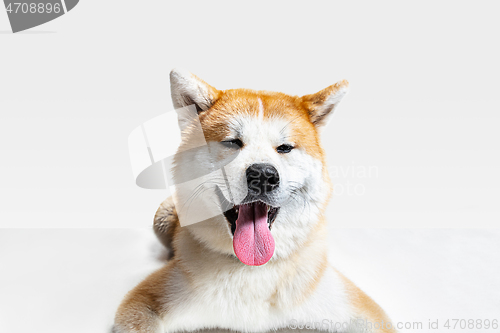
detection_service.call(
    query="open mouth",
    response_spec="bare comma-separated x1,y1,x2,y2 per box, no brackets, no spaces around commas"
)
223,201,280,266
223,202,280,235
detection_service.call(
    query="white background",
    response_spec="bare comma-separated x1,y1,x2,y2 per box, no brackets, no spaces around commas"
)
1,1,499,332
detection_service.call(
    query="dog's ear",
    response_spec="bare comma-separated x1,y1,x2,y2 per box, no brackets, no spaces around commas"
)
170,68,221,113
301,80,349,129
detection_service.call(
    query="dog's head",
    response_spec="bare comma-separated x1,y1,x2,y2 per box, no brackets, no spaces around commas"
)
170,69,348,266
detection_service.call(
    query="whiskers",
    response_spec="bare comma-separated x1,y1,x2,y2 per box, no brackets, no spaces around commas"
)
282,180,321,217
176,175,229,219
176,176,322,226
279,114,303,138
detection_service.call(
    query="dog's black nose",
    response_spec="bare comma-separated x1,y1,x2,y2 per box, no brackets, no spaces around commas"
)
246,163,280,195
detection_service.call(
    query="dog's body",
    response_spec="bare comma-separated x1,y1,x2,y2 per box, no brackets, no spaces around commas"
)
114,70,394,333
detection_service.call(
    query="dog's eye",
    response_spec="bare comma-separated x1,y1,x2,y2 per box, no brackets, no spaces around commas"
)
221,139,243,149
276,144,294,154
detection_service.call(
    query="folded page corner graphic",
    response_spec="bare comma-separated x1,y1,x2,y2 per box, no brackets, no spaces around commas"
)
3,0,80,33
128,105,242,227
64,0,78,12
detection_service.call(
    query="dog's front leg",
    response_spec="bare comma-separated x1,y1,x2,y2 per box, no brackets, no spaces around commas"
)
113,265,170,333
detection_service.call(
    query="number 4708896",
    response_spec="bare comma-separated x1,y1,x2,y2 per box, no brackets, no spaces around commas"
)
5,3,61,14
444,319,498,330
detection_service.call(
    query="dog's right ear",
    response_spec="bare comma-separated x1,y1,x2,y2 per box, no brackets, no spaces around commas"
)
170,69,221,113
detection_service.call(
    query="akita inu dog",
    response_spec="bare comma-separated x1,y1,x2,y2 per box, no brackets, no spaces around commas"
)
114,69,395,333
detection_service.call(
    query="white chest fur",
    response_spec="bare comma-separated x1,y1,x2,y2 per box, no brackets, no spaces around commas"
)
161,239,353,333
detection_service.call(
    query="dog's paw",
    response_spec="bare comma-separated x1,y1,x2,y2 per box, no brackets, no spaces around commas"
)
153,196,179,259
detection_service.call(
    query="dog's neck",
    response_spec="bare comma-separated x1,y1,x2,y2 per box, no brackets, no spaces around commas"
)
171,217,329,307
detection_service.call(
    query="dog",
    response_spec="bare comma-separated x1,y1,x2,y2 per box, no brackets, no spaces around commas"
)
113,69,395,333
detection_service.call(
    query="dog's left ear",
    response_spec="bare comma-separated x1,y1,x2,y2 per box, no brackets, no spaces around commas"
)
170,68,221,113
301,80,349,129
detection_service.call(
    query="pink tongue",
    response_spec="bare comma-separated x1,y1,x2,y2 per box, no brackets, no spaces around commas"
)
233,202,275,266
